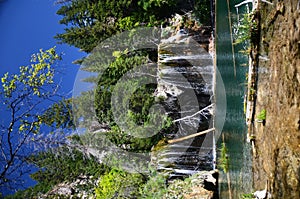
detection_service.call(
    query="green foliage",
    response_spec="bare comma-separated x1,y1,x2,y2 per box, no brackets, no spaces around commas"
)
162,172,207,198
95,168,144,199
55,0,181,52
11,148,108,198
0,47,64,190
138,0,174,11
41,98,75,129
117,16,139,30
94,169,215,199
94,49,174,152
163,179,191,198
72,90,97,128
219,142,229,173
113,81,159,133
233,13,257,49
256,109,266,121
139,170,168,198
240,193,254,198
1,47,60,98
193,0,212,26
105,125,163,152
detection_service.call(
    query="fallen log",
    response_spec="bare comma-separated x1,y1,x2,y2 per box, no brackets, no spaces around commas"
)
167,128,215,144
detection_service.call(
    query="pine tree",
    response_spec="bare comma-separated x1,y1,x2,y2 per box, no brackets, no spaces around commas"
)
55,0,179,52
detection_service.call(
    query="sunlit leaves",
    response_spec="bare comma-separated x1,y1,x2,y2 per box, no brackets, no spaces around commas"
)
0,47,64,190
95,168,144,199
1,47,61,98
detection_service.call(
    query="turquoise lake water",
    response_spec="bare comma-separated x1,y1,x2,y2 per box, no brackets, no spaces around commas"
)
216,0,253,198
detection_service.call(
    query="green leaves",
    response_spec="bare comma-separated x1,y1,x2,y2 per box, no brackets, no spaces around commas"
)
0,47,67,190
16,149,108,198
138,0,173,11
233,13,256,49
1,47,60,98
1,72,7,83
41,98,75,129
256,109,266,122
1,72,15,98
219,142,229,173
95,168,144,199
139,170,168,198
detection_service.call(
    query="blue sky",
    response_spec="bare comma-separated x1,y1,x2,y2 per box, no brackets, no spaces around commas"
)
0,0,85,195
0,0,84,93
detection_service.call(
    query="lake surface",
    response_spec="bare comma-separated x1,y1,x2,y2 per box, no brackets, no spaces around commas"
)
216,0,253,198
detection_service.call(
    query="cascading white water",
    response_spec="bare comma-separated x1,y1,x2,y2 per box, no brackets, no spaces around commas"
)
152,34,216,180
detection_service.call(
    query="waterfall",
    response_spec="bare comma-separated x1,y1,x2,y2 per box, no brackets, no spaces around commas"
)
152,31,216,180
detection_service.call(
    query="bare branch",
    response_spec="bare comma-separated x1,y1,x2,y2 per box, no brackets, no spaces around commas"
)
0,47,66,191
173,104,214,123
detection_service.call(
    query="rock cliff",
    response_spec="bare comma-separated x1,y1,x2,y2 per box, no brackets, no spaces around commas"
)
251,1,300,198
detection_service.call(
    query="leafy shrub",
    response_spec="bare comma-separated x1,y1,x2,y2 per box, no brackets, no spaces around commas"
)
139,170,168,198
233,13,257,50
95,168,144,199
256,109,266,121
219,142,229,173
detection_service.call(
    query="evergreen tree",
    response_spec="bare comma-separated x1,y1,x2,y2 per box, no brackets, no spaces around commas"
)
6,148,108,198
55,0,180,52
41,98,75,130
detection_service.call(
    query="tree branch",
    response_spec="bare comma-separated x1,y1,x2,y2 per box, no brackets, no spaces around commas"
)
173,104,214,123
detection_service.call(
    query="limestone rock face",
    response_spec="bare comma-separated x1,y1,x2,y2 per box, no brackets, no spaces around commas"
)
252,1,300,198
163,170,218,199
41,175,99,199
